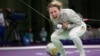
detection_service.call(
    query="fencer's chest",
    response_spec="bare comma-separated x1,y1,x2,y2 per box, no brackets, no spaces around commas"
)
58,15,69,24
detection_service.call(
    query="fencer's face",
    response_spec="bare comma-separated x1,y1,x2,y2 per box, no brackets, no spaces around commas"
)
49,7,60,19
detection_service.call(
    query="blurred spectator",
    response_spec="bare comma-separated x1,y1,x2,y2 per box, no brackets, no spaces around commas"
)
29,28,34,43
5,8,13,27
5,8,13,22
23,33,30,46
0,8,6,46
92,28,100,39
39,27,47,43
99,28,100,39
99,28,100,32
23,28,34,46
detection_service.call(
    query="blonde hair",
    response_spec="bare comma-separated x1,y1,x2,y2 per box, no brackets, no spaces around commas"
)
47,1,62,10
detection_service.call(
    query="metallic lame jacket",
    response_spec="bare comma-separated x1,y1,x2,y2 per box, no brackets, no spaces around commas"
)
50,8,84,30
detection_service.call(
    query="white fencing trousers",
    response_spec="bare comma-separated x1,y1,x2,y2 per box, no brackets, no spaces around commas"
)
51,22,87,40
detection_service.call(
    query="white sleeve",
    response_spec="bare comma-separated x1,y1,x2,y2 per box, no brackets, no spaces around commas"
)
66,9,83,29
0,13,5,26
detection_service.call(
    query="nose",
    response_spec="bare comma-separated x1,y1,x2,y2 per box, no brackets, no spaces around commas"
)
52,12,56,16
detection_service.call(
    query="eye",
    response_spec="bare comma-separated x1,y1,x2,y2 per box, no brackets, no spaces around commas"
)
54,11,57,13
50,11,53,14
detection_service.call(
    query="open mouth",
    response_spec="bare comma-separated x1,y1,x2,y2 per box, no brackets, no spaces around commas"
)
53,16,57,19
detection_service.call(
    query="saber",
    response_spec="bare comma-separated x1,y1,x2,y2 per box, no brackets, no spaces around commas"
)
89,19,100,21
84,18,100,21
